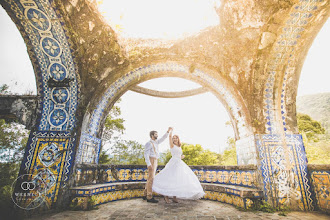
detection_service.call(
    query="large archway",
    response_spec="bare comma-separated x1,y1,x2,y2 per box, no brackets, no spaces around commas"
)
77,62,256,167
0,0,328,215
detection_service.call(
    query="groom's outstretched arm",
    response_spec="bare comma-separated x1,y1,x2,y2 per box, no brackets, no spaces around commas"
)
144,142,152,167
156,127,172,144
156,132,169,145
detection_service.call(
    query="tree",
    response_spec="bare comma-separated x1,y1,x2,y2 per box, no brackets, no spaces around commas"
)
0,119,29,163
98,151,111,164
99,101,125,164
101,100,125,147
297,113,325,141
297,113,330,164
106,140,145,165
0,84,10,95
99,100,148,165
220,137,237,165
0,119,29,218
161,143,222,166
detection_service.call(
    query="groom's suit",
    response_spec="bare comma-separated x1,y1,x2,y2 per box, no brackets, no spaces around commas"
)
144,132,169,200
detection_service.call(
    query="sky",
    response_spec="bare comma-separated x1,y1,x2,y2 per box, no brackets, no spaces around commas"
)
97,0,221,39
0,3,329,153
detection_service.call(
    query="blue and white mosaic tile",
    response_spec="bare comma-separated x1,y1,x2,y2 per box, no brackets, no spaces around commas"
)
264,0,321,134
3,0,79,208
256,134,313,211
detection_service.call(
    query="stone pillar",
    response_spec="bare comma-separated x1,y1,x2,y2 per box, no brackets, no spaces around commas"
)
255,134,314,211
2,0,80,211
236,134,258,165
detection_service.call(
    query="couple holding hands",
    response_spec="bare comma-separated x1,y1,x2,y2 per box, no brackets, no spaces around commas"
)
143,127,205,204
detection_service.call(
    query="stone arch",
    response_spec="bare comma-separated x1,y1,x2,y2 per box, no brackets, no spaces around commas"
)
256,0,329,211
1,0,80,209
77,62,257,166
262,0,329,135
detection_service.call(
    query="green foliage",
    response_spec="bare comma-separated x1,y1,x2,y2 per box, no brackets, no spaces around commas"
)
98,150,111,164
301,132,330,164
0,120,29,218
252,200,290,216
297,93,330,135
297,113,330,164
253,200,276,213
0,119,29,163
0,162,22,218
160,143,222,165
69,198,81,211
0,84,10,95
101,101,125,147
160,137,239,166
220,137,237,165
105,140,145,165
100,100,147,165
297,113,325,141
69,196,98,211
277,204,290,216
87,196,98,210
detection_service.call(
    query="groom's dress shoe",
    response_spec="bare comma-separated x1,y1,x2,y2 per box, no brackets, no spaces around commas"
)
147,198,159,203
142,196,147,200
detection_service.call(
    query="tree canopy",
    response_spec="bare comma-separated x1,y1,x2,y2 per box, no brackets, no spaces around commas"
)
297,113,325,141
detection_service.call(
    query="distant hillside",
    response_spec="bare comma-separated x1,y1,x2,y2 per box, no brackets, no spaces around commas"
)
297,92,330,132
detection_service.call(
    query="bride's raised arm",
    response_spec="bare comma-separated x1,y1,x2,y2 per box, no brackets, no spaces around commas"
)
169,129,174,148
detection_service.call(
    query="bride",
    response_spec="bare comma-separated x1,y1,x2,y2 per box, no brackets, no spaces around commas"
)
152,129,205,203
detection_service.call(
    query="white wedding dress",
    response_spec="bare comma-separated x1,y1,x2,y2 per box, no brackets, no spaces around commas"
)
152,145,205,199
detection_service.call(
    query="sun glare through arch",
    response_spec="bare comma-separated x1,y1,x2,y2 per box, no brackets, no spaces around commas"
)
97,0,221,40
104,77,235,155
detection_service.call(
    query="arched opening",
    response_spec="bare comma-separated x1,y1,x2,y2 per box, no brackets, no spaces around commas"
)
72,63,260,210
296,19,330,164
100,77,237,166
77,62,256,166
0,6,36,95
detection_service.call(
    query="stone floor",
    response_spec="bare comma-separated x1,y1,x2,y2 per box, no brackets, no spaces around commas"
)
27,199,329,220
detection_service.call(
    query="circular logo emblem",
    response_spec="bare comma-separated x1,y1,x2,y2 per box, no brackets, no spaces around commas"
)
11,174,47,210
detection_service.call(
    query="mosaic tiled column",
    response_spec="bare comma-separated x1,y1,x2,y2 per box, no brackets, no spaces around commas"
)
258,0,329,211
255,134,313,211
2,0,79,210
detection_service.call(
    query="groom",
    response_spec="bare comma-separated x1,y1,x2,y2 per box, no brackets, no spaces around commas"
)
143,127,173,203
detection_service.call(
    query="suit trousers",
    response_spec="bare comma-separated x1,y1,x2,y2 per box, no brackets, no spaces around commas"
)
144,157,158,199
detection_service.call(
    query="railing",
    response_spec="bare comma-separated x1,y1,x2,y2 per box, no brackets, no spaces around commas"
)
73,164,259,188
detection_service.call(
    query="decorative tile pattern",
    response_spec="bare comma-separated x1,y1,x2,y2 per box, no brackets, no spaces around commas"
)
4,0,79,131
76,133,101,164
264,0,322,134
93,189,144,206
2,0,79,209
203,191,253,209
310,171,330,213
72,187,255,209
71,165,260,209
75,165,257,188
21,131,72,207
193,169,257,188
256,134,313,211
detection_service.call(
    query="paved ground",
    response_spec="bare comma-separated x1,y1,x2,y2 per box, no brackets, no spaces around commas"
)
28,199,329,220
